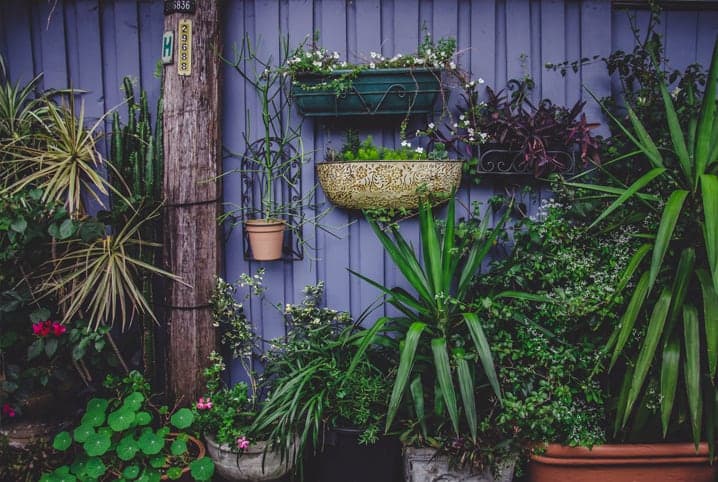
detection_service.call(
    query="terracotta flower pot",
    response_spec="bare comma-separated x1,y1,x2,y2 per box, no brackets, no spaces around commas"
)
529,443,718,482
245,219,286,261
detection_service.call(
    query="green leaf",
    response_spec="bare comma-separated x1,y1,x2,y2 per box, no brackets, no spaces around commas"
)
648,190,688,292
72,424,95,443
29,308,51,324
122,465,140,479
138,431,164,455
58,219,76,240
385,322,425,433
660,335,681,437
617,244,652,293
463,313,501,401
189,457,215,481
170,438,187,456
166,467,183,480
625,103,664,168
27,339,43,361
81,409,106,428
170,408,193,429
10,217,27,234
611,272,651,368
701,175,718,291
694,35,718,179
684,304,703,448
108,408,136,432
53,431,72,451
589,168,666,229
135,411,152,426
614,364,634,436
86,398,108,413
431,338,459,436
83,432,111,457
122,392,145,411
418,199,444,298
117,435,139,461
84,457,106,478
44,337,59,358
457,355,477,442
409,376,427,438
658,73,691,181
150,456,166,468
698,269,718,378
624,288,672,425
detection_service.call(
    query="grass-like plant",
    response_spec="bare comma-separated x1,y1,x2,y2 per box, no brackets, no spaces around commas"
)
575,36,718,448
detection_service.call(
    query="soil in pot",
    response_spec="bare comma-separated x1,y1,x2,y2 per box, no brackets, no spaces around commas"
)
304,427,401,482
529,443,718,482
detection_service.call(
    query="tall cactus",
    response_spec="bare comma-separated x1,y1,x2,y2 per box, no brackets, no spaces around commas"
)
109,77,164,384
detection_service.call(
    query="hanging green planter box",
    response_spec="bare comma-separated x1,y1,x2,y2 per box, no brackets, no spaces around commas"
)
292,68,441,117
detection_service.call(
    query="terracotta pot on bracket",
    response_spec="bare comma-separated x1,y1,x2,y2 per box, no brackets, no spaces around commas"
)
245,219,286,261
529,443,718,482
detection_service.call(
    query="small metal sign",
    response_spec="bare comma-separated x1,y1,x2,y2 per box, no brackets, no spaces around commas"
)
164,0,196,15
177,19,192,76
161,32,174,65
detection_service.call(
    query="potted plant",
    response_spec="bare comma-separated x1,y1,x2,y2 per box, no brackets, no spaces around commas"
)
44,371,215,481
194,275,295,481
251,281,402,482
223,36,322,261
317,132,462,210
287,33,456,117
529,30,718,482
350,194,522,480
423,77,601,178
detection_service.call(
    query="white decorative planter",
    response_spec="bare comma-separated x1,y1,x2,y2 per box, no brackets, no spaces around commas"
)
205,435,295,481
317,160,463,210
404,447,515,482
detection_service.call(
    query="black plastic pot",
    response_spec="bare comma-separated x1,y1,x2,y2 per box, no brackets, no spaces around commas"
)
306,427,402,482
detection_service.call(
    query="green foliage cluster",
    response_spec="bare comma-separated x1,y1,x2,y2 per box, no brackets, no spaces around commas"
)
45,372,214,482
327,132,449,162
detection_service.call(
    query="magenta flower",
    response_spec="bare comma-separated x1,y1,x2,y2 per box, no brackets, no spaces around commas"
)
51,322,67,336
2,403,16,418
196,397,213,410
236,436,250,451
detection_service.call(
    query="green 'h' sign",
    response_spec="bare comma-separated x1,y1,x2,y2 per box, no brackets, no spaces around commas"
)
162,32,174,65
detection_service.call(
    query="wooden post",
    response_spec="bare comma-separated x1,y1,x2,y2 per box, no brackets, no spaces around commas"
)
162,0,221,403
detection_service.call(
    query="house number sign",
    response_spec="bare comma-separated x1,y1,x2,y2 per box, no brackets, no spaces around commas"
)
164,0,196,15
177,19,192,76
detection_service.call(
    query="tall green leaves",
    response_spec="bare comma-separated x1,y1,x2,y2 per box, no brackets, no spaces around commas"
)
590,35,718,445
355,195,503,439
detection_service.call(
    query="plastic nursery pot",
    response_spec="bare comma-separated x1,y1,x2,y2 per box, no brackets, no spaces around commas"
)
403,447,516,482
316,160,463,210
245,219,286,261
292,68,441,117
529,443,718,482
204,434,296,481
304,427,401,482
161,434,206,481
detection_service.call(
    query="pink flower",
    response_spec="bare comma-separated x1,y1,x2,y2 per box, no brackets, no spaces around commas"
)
236,436,250,451
51,322,66,336
196,397,213,410
2,403,16,418
32,320,53,338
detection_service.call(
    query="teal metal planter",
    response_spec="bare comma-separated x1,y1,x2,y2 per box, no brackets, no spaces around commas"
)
292,68,441,117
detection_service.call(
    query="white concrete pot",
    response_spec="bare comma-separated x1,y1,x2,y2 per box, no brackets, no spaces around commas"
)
403,447,515,482
204,435,296,481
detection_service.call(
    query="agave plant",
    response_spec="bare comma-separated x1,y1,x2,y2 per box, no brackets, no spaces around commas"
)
351,196,515,441
574,36,718,448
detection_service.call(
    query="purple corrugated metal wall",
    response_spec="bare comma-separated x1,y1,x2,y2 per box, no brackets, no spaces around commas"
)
2,0,717,381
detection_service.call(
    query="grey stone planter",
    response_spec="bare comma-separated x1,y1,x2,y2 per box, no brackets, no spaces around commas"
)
403,447,515,482
205,435,296,481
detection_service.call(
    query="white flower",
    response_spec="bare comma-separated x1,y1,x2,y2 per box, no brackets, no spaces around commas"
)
416,130,422,136
313,61,322,68
425,49,432,56
369,62,376,69
340,61,348,67
333,51,340,59
314,50,322,58
449,61,456,70
401,140,411,147
453,123,458,128
671,86,682,99
459,114,465,121
428,122,435,129
478,77,485,84
415,58,425,64
415,147,424,154
370,51,379,59
396,53,403,58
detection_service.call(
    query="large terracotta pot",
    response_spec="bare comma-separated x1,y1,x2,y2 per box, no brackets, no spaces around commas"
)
404,447,515,482
245,219,286,261
205,435,296,481
529,443,718,482
317,160,463,210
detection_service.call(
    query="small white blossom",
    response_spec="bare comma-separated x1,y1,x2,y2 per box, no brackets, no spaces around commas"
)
449,61,456,70
478,77,485,84
428,122,435,129
370,51,379,59
332,51,340,59
401,140,411,147
313,61,322,68
415,147,424,154
369,62,376,69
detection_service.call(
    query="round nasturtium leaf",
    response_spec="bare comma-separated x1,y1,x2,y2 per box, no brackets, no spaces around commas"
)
122,465,140,479
81,409,106,428
70,459,87,477
83,432,112,457
108,408,136,432
166,467,184,480
150,455,166,468
72,424,95,443
86,398,108,413
170,438,187,456
138,431,164,455
49,466,77,482
169,408,193,429
134,411,152,426
53,431,72,451
189,457,215,481
156,427,170,439
117,435,139,461
84,457,107,478
136,469,161,482
122,392,145,411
